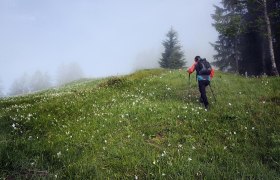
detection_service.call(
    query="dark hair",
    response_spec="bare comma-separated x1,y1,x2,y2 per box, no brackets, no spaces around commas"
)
194,56,200,62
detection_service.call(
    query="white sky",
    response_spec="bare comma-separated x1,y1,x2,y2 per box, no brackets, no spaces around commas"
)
0,0,221,94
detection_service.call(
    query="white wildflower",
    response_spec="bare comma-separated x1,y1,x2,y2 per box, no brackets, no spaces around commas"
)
188,157,192,161
228,103,232,106
57,151,62,158
161,151,167,157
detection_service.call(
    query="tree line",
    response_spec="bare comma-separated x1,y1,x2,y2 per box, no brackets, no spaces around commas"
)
0,62,84,97
211,0,280,76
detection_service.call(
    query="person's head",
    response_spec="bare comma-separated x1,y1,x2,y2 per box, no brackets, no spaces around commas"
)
194,56,201,62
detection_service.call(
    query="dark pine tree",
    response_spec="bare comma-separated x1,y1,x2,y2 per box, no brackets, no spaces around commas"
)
212,0,280,76
159,28,186,69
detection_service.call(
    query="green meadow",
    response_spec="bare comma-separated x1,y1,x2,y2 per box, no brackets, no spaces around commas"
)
0,69,279,179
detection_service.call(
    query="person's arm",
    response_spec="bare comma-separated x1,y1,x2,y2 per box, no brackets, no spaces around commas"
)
210,68,215,79
187,62,197,74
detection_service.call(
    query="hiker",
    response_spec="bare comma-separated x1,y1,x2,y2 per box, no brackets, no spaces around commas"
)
187,56,214,109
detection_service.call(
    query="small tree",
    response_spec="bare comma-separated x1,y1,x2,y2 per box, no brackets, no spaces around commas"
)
159,28,186,69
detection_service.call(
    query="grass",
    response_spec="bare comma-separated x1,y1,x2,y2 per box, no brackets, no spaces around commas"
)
0,68,279,179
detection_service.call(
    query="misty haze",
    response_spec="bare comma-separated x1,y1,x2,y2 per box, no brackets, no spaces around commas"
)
0,0,279,179
0,0,220,96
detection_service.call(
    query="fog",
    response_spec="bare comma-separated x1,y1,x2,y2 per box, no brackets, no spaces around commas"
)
0,0,220,95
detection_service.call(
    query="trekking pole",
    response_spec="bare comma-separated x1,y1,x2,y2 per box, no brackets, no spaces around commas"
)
187,73,191,100
209,83,217,102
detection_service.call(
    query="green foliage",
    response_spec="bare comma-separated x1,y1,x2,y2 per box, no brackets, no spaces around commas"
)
159,28,186,69
212,0,280,75
211,4,244,73
0,69,279,179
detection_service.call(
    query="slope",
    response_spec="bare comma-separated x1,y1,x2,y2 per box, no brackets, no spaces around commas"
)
0,69,279,179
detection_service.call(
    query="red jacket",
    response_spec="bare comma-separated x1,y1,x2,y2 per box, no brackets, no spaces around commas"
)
187,62,214,80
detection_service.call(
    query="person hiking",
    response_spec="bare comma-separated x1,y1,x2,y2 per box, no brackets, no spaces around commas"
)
187,56,214,109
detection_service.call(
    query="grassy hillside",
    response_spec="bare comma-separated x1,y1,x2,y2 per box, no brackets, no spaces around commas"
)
0,69,279,179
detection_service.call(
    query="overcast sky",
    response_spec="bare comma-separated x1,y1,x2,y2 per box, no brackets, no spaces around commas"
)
0,0,221,94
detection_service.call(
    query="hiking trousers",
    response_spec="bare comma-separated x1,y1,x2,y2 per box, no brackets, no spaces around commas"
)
198,80,210,108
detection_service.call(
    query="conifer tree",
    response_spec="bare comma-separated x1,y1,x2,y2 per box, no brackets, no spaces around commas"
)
159,28,186,69
212,0,280,76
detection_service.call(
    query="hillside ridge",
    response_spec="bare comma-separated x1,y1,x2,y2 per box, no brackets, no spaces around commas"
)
0,69,279,179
